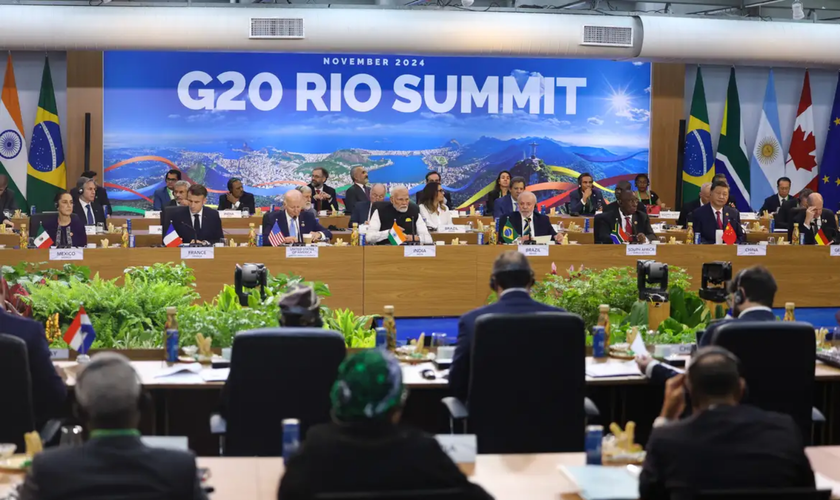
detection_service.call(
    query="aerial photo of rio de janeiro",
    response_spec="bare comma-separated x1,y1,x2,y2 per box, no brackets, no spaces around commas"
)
102,51,651,214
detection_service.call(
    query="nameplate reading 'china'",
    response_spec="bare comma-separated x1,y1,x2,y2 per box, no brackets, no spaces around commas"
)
518,245,549,257
49,248,84,261
737,245,766,256
626,244,656,256
405,246,436,257
286,246,320,258
831,246,840,257
181,247,215,259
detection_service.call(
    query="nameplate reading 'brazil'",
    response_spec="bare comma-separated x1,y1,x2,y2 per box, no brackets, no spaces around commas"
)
286,246,319,258
626,244,656,256
518,245,549,257
181,247,215,259
49,249,84,261
737,245,767,256
405,246,436,257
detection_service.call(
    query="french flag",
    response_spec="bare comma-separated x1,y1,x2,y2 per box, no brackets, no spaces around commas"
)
63,306,96,354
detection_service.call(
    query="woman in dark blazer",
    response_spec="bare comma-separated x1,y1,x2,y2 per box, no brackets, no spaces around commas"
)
485,170,511,214
41,191,87,248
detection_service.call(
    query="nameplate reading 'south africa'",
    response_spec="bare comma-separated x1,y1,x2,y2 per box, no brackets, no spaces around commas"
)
831,246,840,257
286,246,319,258
737,245,766,256
405,246,436,257
49,248,84,261
626,244,656,256
181,247,215,259
518,245,549,257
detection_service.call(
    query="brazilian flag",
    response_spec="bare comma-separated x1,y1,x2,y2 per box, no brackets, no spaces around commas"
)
501,218,519,243
681,67,715,203
26,57,66,211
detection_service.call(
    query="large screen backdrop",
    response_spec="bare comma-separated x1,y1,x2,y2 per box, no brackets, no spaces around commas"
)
103,51,651,214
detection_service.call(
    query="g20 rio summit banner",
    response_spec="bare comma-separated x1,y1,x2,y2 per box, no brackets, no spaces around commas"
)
103,51,651,213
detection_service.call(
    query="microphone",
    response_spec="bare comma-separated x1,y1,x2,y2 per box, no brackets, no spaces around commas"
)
179,220,199,245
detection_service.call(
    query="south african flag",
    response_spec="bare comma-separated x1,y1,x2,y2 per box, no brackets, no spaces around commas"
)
610,222,629,244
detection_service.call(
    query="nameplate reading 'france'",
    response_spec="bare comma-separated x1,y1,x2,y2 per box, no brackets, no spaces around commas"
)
626,244,656,256
181,247,215,259
405,246,436,257
286,246,320,258
49,348,69,360
831,246,840,257
49,248,84,261
737,245,766,256
518,245,549,257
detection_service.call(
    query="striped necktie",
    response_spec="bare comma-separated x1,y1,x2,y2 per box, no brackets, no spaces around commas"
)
523,217,531,237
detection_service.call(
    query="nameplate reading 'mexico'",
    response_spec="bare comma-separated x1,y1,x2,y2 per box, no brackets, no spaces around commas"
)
405,246,436,257
181,247,215,260
737,245,767,256
626,244,656,256
518,245,549,257
49,248,84,261
831,246,840,257
286,246,319,258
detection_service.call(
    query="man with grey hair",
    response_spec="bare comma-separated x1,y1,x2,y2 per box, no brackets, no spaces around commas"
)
169,180,191,207
350,183,386,226
499,190,562,243
73,176,107,226
343,165,370,215
366,185,431,245
18,353,207,500
678,181,712,228
296,185,317,218
261,188,332,245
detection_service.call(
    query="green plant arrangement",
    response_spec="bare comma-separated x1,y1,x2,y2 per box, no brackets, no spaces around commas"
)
1,262,91,289
322,307,376,348
124,262,196,288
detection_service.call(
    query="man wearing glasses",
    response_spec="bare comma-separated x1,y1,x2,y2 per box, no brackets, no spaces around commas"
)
153,169,182,211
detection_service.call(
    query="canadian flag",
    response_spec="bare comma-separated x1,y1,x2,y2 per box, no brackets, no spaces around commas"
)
785,71,819,194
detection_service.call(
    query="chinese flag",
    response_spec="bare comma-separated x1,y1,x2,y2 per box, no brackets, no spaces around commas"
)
723,222,737,245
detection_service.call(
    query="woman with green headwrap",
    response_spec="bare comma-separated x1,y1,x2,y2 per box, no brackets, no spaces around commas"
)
278,349,493,500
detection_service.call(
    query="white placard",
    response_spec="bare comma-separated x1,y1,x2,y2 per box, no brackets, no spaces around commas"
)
144,210,161,219
149,225,163,235
518,244,549,256
49,348,69,360
286,246,320,258
404,245,437,257
626,244,657,256
49,248,84,261
737,245,767,256
659,211,681,219
318,210,329,217
831,246,840,256
219,210,242,219
180,247,215,259
438,225,466,233
740,212,758,220
84,225,96,235
435,435,477,465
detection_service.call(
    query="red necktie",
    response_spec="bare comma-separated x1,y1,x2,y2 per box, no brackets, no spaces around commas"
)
716,210,723,229
624,216,633,235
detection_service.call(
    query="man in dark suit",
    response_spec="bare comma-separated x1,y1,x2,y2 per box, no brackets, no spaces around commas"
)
691,180,745,244
498,191,561,243
568,173,605,215
308,167,340,213
0,174,19,213
73,177,108,226
758,176,792,215
0,272,67,426
170,184,224,244
81,170,112,214
639,347,814,500
18,353,207,500
261,189,331,245
349,183,386,226
603,180,632,213
776,188,811,231
414,171,453,208
153,169,181,211
449,252,566,402
168,180,190,208
788,192,838,245
217,178,256,214
677,182,711,228
343,166,370,215
595,190,656,244
492,176,526,219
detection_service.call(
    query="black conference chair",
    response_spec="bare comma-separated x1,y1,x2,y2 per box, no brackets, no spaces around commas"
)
211,327,346,456
0,334,61,450
314,489,466,500
441,312,597,454
710,321,819,443
693,488,831,500
27,212,58,238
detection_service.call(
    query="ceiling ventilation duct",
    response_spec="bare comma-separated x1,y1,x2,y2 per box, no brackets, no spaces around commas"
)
250,17,305,39
581,25,634,48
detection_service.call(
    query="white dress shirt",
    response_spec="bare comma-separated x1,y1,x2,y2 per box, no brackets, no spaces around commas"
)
367,209,432,245
418,204,453,230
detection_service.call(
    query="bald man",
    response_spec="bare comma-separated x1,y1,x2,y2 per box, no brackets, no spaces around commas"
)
678,182,711,228
498,191,562,243
261,189,332,245
367,186,432,245
788,192,838,245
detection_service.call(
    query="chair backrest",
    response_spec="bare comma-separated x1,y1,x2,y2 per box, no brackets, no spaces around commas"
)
224,327,346,456
711,321,815,440
694,488,831,500
160,205,181,236
28,213,58,237
0,334,36,449
314,489,465,500
467,312,586,454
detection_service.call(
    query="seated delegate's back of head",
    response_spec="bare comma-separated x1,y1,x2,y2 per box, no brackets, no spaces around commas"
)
490,251,534,291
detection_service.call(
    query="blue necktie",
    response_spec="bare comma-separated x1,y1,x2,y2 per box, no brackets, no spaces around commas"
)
290,217,298,239
85,204,94,225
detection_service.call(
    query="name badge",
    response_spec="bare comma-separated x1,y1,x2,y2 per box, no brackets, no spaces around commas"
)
405,246,436,257
737,245,766,256
219,210,241,219
740,212,758,220
435,435,477,465
518,245,549,256
831,246,840,257
49,348,69,360
438,225,464,233
84,225,96,235
286,246,319,258
144,210,161,219
149,225,163,235
49,248,84,261
626,244,656,256
181,247,214,259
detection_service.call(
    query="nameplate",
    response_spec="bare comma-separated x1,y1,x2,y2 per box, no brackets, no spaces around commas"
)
49,348,69,360
737,245,766,256
144,211,161,219
435,435,477,465
286,246,319,258
318,210,329,217
49,248,84,261
626,244,656,256
659,211,680,219
181,247,214,259
404,246,436,257
740,212,758,221
84,225,96,235
149,225,163,235
219,210,242,219
438,225,465,233
831,246,840,257
518,245,549,257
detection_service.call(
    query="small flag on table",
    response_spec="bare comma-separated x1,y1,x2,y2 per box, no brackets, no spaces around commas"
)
501,219,519,243
815,228,830,246
63,305,96,354
723,222,737,245
163,223,182,247
33,223,52,249
610,222,629,244
387,221,406,245
268,220,285,247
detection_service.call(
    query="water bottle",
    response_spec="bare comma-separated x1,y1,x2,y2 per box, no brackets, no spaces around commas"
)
478,205,485,216
799,224,805,245
126,218,132,234
360,233,366,246
592,326,606,359
694,233,701,245
477,232,485,246
375,327,387,348
30,205,36,215
585,425,603,465
769,217,775,233
164,307,179,363
584,217,590,233
129,235,136,248
282,419,300,461
257,234,264,247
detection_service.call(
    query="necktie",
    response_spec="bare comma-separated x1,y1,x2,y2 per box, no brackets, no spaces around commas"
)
290,217,298,239
624,216,633,235
193,213,201,235
716,211,723,230
365,186,371,201
85,204,94,225
315,189,322,211
514,200,519,212
523,217,531,236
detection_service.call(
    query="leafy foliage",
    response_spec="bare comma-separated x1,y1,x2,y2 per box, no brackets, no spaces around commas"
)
1,262,91,290
322,308,376,348
124,262,196,288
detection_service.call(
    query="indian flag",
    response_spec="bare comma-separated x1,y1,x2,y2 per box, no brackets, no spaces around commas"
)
33,223,52,249
0,54,28,211
387,221,406,245
815,228,830,246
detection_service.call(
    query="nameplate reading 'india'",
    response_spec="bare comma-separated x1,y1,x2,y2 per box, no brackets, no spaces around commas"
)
181,247,215,259
737,245,766,256
405,246,436,257
219,210,243,219
518,245,549,257
144,211,161,219
286,246,320,258
49,249,84,261
831,246,840,257
149,225,163,235
49,348,69,360
626,244,656,256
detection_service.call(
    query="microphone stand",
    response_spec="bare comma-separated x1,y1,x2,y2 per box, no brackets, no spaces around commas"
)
404,214,419,246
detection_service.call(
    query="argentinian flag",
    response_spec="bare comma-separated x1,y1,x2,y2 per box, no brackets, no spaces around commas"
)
750,70,785,211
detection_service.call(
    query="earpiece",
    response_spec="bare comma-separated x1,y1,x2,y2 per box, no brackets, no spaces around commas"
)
731,270,745,306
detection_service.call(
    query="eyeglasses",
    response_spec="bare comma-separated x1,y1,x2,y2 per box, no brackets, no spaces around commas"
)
437,189,444,193
166,177,178,182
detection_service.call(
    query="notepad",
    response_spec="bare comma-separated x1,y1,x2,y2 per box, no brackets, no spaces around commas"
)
559,465,639,500
155,363,202,378
585,361,642,378
200,368,230,382
815,472,840,497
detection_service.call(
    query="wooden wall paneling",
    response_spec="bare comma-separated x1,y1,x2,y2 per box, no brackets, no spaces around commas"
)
66,51,104,186
649,63,686,209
